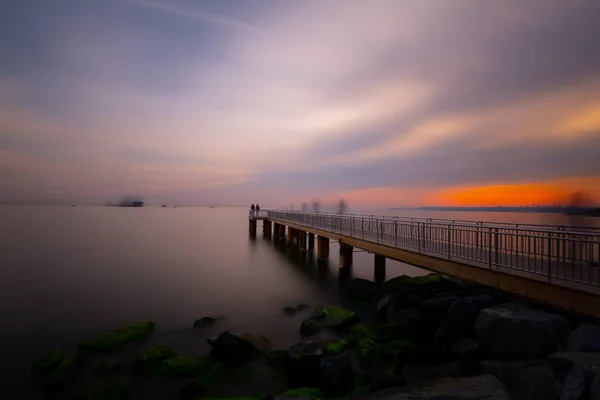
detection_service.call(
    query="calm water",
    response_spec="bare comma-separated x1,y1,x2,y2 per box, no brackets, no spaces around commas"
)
1,206,598,398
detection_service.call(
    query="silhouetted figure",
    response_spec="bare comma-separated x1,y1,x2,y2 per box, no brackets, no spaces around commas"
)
256,204,260,212
250,203,255,216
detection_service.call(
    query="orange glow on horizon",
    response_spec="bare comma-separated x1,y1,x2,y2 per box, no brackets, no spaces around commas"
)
330,176,600,208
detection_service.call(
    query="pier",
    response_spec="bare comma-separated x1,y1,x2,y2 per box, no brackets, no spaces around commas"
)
249,210,600,319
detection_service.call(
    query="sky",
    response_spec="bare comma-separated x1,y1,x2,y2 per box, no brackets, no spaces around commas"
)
1,0,600,208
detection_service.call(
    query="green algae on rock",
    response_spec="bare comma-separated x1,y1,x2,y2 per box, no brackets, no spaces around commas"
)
33,350,69,373
325,339,347,355
34,351,81,389
79,321,155,351
347,324,377,345
180,362,226,396
130,346,176,372
159,354,222,377
300,305,360,335
283,304,311,315
68,381,129,400
281,387,325,400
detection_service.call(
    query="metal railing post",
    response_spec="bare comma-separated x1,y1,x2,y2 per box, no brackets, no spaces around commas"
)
548,231,552,282
494,228,499,267
448,225,452,258
488,227,493,268
394,218,398,247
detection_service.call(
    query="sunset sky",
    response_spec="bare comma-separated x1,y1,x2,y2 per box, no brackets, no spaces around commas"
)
1,0,600,208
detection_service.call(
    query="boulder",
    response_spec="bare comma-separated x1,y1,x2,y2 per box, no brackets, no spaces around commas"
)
475,303,571,360
287,330,341,387
207,331,271,363
366,374,511,399
479,359,558,400
567,323,600,353
434,295,495,347
318,353,354,396
385,307,420,328
345,278,383,302
452,338,480,376
376,294,422,316
411,295,460,345
193,316,221,328
383,274,463,299
548,352,600,400
300,305,361,335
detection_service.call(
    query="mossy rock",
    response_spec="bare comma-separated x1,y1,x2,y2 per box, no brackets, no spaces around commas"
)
68,381,129,400
79,322,155,352
300,306,360,335
379,340,416,361
180,362,225,396
325,339,347,355
194,316,222,328
159,354,222,377
93,362,124,375
33,350,69,374
34,351,82,389
347,324,377,346
281,387,324,400
198,397,262,400
131,346,176,372
283,304,311,315
266,350,290,378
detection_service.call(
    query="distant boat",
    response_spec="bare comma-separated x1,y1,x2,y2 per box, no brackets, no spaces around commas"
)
210,206,214,209
162,205,167,208
108,196,144,207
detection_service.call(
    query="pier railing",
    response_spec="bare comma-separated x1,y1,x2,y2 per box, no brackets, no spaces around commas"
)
263,210,600,287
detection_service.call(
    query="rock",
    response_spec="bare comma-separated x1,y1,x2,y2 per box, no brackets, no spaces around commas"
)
275,388,324,400
33,351,82,389
385,307,420,328
452,338,480,376
93,362,124,375
193,316,221,328
434,295,495,347
208,331,271,363
383,274,462,299
283,304,311,315
69,381,129,400
131,346,176,372
158,354,221,376
549,352,600,400
345,278,383,302
300,305,361,335
567,323,600,353
475,303,571,361
411,295,460,345
79,321,155,352
180,362,226,397
287,330,341,387
479,359,557,400
376,294,423,316
367,374,511,399
368,374,407,392
319,353,354,396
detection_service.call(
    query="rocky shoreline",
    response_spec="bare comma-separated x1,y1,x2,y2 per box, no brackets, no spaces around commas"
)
32,273,600,399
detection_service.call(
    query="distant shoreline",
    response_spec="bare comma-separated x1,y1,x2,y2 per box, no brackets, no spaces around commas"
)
390,206,600,216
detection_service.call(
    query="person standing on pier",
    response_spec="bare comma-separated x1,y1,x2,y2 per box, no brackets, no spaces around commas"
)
250,203,255,216
256,204,260,214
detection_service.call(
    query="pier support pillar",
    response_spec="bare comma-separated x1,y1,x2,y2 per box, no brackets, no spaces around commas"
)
249,219,257,236
339,242,353,280
263,220,272,238
374,254,386,282
273,223,280,239
279,225,286,240
298,230,306,252
317,236,330,260
288,227,295,241
308,233,315,250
